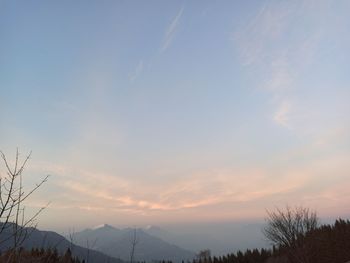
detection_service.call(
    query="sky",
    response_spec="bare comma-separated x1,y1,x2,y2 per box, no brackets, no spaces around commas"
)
0,0,350,232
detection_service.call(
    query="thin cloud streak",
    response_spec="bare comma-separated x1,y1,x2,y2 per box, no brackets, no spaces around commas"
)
129,60,144,83
160,6,184,53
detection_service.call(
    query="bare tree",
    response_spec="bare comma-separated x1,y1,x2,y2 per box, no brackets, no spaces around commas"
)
129,228,139,263
0,149,49,250
263,206,319,263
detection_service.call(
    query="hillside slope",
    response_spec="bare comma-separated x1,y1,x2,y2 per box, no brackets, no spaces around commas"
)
74,224,195,262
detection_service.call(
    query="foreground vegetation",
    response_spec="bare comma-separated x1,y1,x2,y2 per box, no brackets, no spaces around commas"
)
0,248,81,263
193,218,350,263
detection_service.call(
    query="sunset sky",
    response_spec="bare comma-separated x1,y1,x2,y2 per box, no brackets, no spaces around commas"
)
0,0,349,231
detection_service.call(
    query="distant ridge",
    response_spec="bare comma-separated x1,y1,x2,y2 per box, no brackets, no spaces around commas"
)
0,223,123,263
74,225,195,262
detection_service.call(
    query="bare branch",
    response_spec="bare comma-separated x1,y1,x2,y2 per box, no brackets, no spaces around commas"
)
263,205,319,263
0,149,50,252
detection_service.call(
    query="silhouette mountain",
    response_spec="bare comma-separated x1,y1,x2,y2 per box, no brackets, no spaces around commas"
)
0,223,123,263
73,224,195,262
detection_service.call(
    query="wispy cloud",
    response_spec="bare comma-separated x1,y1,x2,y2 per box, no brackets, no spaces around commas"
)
24,134,350,225
264,56,294,93
273,100,291,128
233,0,330,129
129,60,144,83
30,163,321,212
233,1,295,66
160,6,184,53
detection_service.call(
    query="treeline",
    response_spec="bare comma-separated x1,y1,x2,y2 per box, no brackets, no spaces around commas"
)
280,218,350,263
189,218,350,263
193,248,272,263
0,248,81,263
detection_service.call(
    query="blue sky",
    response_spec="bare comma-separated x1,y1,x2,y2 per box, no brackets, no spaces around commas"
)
0,0,349,231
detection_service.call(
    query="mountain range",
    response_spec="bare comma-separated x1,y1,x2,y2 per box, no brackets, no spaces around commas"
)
0,223,122,263
72,224,196,262
0,222,267,262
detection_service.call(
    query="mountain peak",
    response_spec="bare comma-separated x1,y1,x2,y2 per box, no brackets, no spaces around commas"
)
145,225,162,231
92,224,116,230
